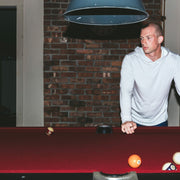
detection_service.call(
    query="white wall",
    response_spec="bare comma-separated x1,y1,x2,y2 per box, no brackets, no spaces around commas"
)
21,0,44,126
165,0,180,126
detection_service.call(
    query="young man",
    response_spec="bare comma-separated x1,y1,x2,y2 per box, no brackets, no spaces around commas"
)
120,22,180,134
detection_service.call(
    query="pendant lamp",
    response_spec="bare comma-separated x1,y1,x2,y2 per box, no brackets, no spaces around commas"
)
64,0,149,26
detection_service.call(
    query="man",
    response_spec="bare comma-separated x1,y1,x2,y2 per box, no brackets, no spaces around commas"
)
120,22,180,134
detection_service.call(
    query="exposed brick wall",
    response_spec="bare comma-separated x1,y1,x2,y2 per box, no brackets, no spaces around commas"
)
44,0,162,127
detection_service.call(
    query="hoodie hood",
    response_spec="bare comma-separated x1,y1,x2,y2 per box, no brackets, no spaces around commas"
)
134,46,170,63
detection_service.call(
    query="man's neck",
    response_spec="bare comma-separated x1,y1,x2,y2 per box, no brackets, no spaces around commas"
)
146,49,162,62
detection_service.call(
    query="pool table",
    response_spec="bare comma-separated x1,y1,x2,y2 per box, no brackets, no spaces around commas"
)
0,127,180,180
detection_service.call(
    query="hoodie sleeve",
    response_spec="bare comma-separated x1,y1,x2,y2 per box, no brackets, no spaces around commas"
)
120,55,134,123
174,55,180,95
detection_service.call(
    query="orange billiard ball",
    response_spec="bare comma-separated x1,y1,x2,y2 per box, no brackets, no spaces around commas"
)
128,154,142,168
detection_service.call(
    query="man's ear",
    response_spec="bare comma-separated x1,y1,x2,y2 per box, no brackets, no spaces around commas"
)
158,36,164,44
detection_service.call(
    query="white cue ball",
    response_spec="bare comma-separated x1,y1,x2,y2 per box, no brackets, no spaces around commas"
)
173,152,180,165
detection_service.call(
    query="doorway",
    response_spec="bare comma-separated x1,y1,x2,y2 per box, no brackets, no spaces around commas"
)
0,7,16,126
0,0,44,127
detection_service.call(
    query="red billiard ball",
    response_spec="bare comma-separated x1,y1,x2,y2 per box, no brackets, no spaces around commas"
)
128,154,142,168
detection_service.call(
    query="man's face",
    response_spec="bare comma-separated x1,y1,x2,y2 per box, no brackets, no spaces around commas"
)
140,25,162,55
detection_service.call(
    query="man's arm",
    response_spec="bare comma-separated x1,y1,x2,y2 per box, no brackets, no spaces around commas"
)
120,55,135,134
174,56,180,95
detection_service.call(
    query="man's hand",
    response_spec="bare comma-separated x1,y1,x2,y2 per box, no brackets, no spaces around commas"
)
121,121,137,134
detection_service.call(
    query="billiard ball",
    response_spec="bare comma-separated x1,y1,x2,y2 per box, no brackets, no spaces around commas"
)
46,127,54,136
162,162,176,171
173,152,180,165
128,154,142,168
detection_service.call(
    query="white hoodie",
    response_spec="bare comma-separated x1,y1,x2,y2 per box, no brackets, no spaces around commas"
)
120,46,180,126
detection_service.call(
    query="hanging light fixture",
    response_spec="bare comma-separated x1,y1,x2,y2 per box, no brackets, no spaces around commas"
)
64,0,149,26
